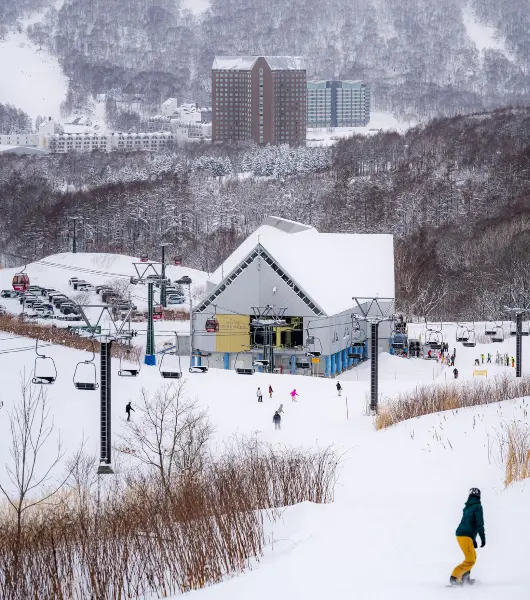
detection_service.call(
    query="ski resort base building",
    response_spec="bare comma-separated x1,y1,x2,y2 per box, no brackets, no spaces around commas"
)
192,217,395,377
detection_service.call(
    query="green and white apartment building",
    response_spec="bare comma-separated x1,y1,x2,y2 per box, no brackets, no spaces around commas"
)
307,80,370,128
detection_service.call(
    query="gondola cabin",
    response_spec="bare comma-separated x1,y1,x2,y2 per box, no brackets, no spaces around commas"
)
153,305,163,321
174,256,182,266
12,273,30,292
140,255,149,262
205,318,219,333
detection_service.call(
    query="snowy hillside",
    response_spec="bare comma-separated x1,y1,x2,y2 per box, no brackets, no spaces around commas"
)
0,7,67,120
0,316,529,596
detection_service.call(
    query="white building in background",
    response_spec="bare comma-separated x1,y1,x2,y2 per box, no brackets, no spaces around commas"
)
307,80,371,127
161,97,179,117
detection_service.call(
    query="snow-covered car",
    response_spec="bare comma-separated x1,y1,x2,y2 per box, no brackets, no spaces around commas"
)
1,290,16,298
167,295,185,305
68,277,79,286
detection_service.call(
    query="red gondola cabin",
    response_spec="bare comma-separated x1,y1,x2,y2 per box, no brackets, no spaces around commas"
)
205,318,219,333
12,273,30,292
153,305,163,321
140,255,149,262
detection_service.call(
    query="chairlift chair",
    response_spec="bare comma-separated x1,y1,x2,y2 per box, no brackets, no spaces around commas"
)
485,322,496,336
510,322,517,336
462,330,476,348
522,322,530,337
118,350,141,377
426,330,443,350
491,326,504,343
159,351,182,379
456,324,469,343
73,345,99,391
32,339,57,385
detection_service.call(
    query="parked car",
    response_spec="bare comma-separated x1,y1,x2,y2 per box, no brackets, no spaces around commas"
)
60,305,81,315
47,291,63,302
69,277,79,286
96,285,113,294
1,290,16,298
20,294,38,305
52,297,70,308
167,295,185,305
72,280,89,290
42,288,58,297
34,307,53,317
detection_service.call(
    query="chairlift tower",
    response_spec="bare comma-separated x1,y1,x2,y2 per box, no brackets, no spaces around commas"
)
504,297,530,378
73,303,136,475
160,243,171,308
251,306,287,374
131,261,167,366
352,297,395,413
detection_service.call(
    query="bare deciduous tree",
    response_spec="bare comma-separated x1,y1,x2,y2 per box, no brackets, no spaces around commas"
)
0,375,80,561
117,383,213,489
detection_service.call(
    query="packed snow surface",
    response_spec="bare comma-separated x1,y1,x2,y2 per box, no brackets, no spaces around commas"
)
0,276,530,600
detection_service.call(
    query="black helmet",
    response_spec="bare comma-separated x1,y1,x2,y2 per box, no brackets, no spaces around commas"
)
469,488,481,498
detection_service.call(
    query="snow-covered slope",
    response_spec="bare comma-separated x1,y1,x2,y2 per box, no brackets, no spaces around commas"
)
0,8,67,120
0,311,529,598
462,3,516,63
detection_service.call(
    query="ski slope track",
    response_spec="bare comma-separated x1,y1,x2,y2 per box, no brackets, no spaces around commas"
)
0,259,528,600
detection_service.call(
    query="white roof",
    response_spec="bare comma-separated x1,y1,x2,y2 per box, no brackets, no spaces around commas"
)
263,230,394,315
212,56,305,71
208,218,394,316
162,98,178,105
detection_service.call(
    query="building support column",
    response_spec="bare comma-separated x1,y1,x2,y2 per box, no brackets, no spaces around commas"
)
331,353,336,376
223,352,230,370
290,355,296,375
325,355,331,378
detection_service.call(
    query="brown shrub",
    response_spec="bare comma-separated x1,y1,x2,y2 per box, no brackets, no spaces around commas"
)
376,374,530,429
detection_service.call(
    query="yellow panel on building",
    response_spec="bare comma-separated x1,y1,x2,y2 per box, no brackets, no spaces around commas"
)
215,314,250,353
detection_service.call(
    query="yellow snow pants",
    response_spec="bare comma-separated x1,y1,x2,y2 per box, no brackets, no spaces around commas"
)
451,536,476,580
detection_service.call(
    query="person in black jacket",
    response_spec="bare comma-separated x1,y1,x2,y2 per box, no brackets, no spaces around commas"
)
273,411,281,430
125,401,134,421
449,488,485,586
336,381,342,396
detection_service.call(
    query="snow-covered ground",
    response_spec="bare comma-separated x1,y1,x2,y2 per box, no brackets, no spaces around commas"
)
181,0,211,15
0,286,529,597
306,111,411,147
0,9,68,120
0,253,208,342
462,3,516,63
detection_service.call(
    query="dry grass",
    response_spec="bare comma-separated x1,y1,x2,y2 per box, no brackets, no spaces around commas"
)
0,440,340,599
0,313,141,361
376,374,530,429
503,421,530,487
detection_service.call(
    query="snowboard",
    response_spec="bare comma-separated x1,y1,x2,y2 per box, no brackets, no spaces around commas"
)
446,580,481,588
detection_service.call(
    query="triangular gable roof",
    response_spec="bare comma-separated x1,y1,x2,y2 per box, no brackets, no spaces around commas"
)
204,219,394,317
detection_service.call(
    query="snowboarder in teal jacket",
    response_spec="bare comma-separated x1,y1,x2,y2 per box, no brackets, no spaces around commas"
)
450,488,485,586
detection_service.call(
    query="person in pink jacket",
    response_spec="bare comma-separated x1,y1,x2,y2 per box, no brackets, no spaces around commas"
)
290,389,299,402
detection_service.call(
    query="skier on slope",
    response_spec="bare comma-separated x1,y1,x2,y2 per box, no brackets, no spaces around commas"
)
277,403,284,414
487,353,492,364
336,381,342,396
269,385,273,398
480,353,484,364
453,368,459,379
290,389,299,402
257,387,263,403
125,402,134,421
273,411,282,430
449,488,485,587
511,357,515,368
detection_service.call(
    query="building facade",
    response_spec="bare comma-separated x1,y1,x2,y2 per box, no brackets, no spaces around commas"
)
212,56,307,146
191,217,395,376
307,80,370,127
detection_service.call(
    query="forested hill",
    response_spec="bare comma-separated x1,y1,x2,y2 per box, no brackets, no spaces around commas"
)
0,107,529,318
3,0,529,120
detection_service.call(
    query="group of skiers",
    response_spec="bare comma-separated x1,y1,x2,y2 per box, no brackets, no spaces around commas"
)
474,353,515,368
